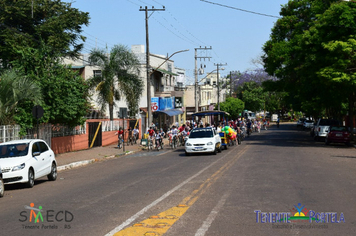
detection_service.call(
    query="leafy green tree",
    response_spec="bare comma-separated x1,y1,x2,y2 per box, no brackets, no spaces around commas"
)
218,97,244,119
0,69,42,125
0,0,89,68
235,82,266,112
262,0,353,122
11,44,90,128
88,44,144,120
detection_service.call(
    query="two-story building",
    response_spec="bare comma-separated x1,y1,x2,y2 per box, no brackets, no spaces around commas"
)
63,45,186,134
185,72,226,125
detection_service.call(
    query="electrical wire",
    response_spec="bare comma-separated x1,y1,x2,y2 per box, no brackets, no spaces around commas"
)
200,0,281,19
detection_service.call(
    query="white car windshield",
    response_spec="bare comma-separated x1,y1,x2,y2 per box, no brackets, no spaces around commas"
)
189,128,214,138
0,143,29,158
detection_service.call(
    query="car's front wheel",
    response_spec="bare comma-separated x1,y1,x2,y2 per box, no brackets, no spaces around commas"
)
26,169,35,188
218,144,222,153
0,177,4,198
212,146,217,155
47,162,57,181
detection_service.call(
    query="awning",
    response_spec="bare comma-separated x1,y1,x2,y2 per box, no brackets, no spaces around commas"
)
155,68,178,76
155,109,183,116
69,65,85,69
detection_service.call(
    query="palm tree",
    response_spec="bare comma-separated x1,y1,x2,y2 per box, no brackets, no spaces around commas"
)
0,69,42,125
88,44,144,120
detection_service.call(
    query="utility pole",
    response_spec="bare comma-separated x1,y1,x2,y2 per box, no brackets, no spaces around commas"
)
195,46,212,115
139,6,165,130
215,63,227,121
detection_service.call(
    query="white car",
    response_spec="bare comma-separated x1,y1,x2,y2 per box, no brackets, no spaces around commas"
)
0,139,57,188
303,120,314,130
314,119,340,141
185,127,222,156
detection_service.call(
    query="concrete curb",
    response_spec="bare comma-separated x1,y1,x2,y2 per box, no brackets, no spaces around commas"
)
57,150,135,172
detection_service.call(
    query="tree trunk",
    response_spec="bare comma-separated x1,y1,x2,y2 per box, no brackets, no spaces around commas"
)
109,102,114,121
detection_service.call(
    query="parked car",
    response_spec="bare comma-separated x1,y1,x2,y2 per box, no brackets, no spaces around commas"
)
185,127,222,156
297,118,307,129
0,167,4,197
325,126,351,145
0,139,57,188
313,119,340,141
303,120,314,130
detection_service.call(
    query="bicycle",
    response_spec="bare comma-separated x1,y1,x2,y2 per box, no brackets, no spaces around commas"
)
147,137,153,151
168,134,174,149
155,138,163,151
172,135,177,149
118,134,124,149
133,133,138,144
127,134,134,146
178,134,185,147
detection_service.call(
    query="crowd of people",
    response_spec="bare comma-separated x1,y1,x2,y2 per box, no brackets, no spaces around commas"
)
115,118,271,149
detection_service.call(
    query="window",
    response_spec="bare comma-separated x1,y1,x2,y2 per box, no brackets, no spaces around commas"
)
206,78,211,85
38,142,49,153
32,143,39,154
93,70,102,77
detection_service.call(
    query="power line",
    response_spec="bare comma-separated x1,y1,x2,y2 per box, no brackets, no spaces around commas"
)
200,0,281,19
152,16,199,46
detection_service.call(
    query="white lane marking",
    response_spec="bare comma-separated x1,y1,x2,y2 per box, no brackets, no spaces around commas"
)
105,155,229,236
195,192,229,236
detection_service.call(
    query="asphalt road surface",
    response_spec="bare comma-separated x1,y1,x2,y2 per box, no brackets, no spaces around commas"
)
1,123,355,236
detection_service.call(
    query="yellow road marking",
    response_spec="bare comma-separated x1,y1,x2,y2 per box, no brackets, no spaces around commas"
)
113,146,249,236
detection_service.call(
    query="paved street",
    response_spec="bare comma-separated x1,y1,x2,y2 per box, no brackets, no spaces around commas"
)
0,123,355,236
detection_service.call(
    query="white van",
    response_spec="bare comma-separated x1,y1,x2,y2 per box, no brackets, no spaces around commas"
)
271,114,278,122
242,110,256,120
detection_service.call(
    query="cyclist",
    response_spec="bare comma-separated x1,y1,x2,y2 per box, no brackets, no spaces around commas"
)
147,126,155,146
159,128,165,139
246,120,252,136
127,127,133,144
133,127,139,142
178,124,186,133
171,125,179,146
115,127,124,147
154,129,163,149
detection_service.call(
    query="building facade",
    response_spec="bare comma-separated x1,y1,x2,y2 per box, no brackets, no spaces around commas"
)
63,45,186,134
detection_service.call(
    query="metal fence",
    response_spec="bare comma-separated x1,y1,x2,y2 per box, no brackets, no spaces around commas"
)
0,125,22,143
0,120,122,145
51,124,86,137
24,124,52,147
0,124,52,147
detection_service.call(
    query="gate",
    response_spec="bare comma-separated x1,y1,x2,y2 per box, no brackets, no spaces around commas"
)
88,122,102,148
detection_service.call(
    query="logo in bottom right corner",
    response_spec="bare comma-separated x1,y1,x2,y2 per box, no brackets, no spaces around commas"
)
289,203,345,223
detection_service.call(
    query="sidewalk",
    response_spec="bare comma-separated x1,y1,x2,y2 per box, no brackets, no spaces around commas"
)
56,142,144,172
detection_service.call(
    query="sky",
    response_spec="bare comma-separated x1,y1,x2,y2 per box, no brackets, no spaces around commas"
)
64,0,289,84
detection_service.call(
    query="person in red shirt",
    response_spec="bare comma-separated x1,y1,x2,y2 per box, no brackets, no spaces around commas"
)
178,124,186,133
115,127,124,147
148,127,155,137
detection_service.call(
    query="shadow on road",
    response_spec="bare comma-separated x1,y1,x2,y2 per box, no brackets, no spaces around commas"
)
243,123,353,149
